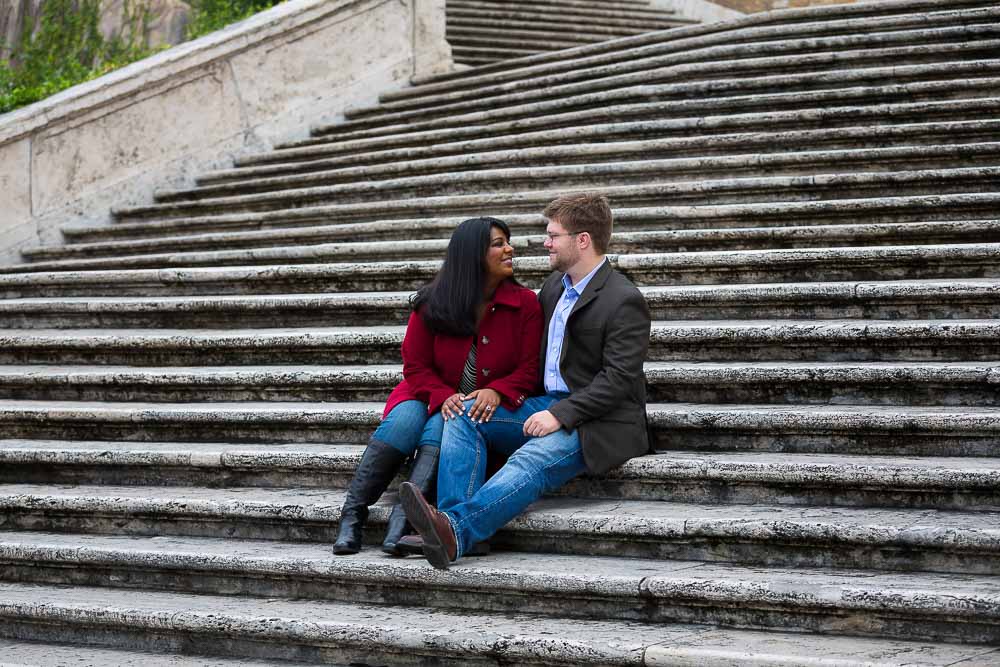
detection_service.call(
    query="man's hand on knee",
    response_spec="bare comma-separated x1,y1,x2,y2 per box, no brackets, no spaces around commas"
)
523,410,562,437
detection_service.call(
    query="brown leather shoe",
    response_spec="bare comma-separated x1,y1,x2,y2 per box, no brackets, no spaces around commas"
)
398,481,457,570
396,534,491,558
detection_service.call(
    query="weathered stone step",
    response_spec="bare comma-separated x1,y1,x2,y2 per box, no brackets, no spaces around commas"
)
156,136,1000,204
275,81,1000,160
1,278,996,329
446,18,660,42
0,637,287,667
446,3,682,30
1,400,999,455
8,242,1000,297
112,166,1000,223
3,441,999,511
448,46,537,65
388,4,1000,104
1,484,998,573
313,59,1000,142
1,583,990,667
27,214,1000,270
4,316,1000,364
215,107,1000,182
2,534,999,645
0,360,995,406
351,25,1000,121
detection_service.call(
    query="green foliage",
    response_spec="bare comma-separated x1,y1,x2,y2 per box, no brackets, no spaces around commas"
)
0,0,157,114
187,0,286,40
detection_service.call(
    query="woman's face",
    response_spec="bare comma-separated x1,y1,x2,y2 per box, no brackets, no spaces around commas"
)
485,226,514,282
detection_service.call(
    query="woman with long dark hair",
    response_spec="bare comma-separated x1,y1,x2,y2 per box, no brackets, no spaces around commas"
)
333,217,542,555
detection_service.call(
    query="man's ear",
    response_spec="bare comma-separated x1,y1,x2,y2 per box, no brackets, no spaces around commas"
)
577,231,592,250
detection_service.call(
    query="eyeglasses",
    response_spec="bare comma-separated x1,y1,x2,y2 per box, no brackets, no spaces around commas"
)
545,232,581,242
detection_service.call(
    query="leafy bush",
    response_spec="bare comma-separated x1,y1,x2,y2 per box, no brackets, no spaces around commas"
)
0,0,287,115
0,0,156,114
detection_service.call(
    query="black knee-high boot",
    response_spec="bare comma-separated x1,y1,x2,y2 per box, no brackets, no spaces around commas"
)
381,445,439,556
333,439,406,555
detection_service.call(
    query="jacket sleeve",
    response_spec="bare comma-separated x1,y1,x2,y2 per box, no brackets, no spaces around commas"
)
485,294,543,409
401,310,457,414
548,289,651,428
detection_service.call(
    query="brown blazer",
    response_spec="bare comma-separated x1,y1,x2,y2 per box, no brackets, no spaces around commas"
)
539,261,652,475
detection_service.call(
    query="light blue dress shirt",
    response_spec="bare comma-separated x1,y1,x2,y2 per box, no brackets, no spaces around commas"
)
544,259,607,393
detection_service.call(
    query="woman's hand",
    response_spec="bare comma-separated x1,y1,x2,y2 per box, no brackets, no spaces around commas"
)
441,393,466,421
465,388,501,423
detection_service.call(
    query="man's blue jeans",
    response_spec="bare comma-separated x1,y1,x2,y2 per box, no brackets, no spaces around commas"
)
373,400,444,456
437,392,587,558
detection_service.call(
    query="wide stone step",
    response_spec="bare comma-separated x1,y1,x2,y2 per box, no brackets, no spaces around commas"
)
446,18,659,42
311,59,1000,143
3,316,1000,364
446,3,682,30
2,533,999,645
26,215,1000,270
3,442,999,510
351,25,1000,122
0,637,285,667
63,189,1000,245
20,222,1000,274
154,135,1000,204
1,485,998,573
212,109,1000,183
111,166,1000,223
8,243,1000,297
385,3,999,105
1,401,999,455
1,583,990,667
271,87,1000,163
1,278,996,329
0,360,995,406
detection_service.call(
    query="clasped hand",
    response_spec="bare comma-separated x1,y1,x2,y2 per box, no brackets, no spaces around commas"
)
441,388,501,422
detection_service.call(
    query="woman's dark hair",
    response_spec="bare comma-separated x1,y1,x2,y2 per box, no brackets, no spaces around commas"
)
411,217,512,336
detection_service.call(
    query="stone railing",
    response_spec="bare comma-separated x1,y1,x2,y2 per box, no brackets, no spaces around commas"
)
0,0,451,265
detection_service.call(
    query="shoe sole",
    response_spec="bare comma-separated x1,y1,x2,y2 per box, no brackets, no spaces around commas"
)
399,483,451,570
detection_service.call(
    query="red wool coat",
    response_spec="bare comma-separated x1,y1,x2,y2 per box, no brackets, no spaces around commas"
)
384,280,542,417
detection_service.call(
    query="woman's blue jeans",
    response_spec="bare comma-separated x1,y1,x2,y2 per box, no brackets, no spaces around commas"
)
436,393,586,558
373,400,444,455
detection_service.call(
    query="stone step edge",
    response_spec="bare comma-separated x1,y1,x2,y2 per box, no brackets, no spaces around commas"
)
110,165,1000,221
1,581,992,667
395,2,998,99
8,242,1000,289
153,136,1000,205
2,534,997,626
1,401,1000,434
2,443,998,491
356,24,1000,120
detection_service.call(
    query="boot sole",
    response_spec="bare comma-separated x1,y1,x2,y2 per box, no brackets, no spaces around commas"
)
399,483,452,570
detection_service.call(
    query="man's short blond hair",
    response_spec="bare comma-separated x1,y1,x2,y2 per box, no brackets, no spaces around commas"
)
543,193,613,254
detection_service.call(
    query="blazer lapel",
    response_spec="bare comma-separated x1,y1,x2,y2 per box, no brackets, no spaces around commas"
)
567,260,612,319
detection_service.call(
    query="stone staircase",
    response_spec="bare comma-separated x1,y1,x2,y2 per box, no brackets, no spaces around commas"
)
2,0,1000,663
445,0,695,67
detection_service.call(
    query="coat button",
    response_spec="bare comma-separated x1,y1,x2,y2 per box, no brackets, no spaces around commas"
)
482,336,490,344
482,368,490,377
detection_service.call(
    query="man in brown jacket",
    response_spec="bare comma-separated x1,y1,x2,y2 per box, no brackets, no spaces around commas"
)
401,193,652,569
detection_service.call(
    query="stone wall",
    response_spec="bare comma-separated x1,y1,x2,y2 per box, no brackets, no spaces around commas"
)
0,0,452,265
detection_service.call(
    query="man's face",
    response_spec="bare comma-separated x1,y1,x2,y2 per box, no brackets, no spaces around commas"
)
543,219,580,273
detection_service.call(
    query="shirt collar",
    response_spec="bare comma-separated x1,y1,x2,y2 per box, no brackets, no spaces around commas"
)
561,258,607,296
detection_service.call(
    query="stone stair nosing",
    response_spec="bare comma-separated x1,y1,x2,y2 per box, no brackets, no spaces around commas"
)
12,240,1000,298
62,192,1000,247
386,4,1000,105
243,96,1000,169
408,0,1000,92
3,359,1000,406
150,137,1000,205
21,213,1000,269
317,55,1000,140
3,442,1000,510
445,5,684,30
2,484,1000,573
1,582,994,667
1,534,1000,645
108,165,1000,224
353,23,1000,121
1,276,998,329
